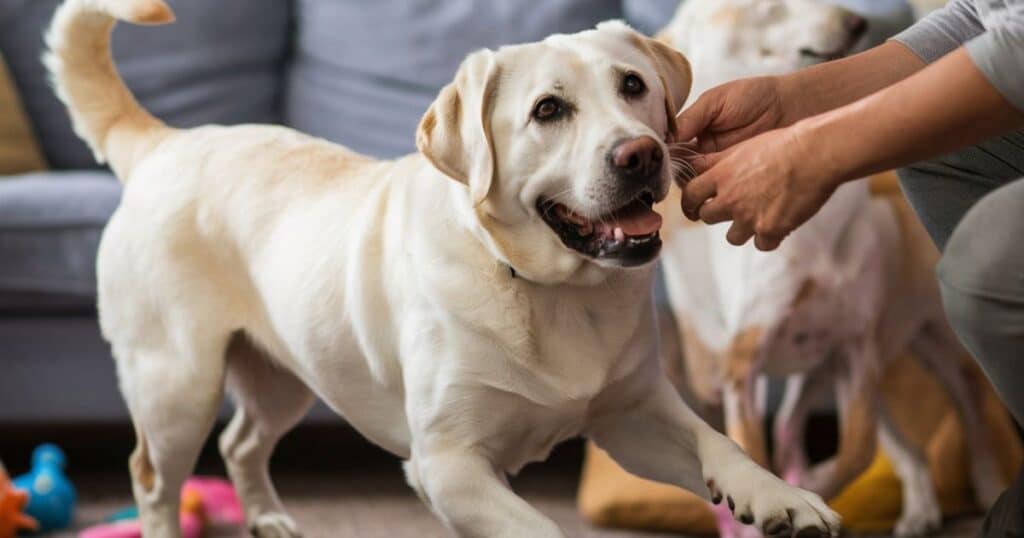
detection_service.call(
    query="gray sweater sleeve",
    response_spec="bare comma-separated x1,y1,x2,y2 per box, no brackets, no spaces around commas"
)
893,0,1024,112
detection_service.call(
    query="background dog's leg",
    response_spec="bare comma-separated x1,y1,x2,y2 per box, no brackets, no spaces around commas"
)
115,336,229,538
403,449,565,538
590,377,840,536
910,326,1006,509
219,335,315,538
878,406,942,536
723,334,769,468
804,346,879,500
723,377,769,467
773,364,834,485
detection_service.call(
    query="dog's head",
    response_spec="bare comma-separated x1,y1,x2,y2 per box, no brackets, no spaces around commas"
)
661,0,866,96
417,21,691,283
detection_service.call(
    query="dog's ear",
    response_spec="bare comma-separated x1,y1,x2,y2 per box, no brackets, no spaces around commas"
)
640,37,692,140
417,49,501,206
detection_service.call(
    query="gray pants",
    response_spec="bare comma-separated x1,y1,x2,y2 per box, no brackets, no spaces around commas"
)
898,130,1024,426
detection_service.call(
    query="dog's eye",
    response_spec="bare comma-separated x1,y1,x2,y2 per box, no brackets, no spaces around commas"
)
621,73,646,97
533,97,566,122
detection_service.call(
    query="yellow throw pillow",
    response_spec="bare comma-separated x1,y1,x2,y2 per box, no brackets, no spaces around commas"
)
0,54,47,174
578,443,717,535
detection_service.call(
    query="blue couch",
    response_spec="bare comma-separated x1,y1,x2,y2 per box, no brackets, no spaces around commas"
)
0,0,911,423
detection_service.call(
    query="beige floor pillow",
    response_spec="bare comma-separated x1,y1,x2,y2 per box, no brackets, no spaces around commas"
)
0,53,47,174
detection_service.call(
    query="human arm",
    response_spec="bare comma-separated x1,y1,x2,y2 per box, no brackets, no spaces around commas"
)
681,46,1024,250
676,41,925,153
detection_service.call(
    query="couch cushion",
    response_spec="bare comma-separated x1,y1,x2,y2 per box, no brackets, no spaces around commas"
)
0,172,119,301
0,0,291,171
285,0,624,159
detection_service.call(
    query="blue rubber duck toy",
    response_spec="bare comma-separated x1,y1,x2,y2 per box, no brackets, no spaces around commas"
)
13,444,76,532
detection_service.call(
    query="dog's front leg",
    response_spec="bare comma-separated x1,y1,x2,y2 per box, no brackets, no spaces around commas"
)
404,448,564,538
588,375,840,536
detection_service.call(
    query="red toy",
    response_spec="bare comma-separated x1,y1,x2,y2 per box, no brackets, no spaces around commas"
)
0,461,38,538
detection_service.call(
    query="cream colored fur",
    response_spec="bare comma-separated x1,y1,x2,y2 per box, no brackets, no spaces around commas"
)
46,0,842,536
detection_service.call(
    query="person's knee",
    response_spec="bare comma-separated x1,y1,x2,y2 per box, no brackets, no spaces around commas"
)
937,181,1024,334
937,182,1023,296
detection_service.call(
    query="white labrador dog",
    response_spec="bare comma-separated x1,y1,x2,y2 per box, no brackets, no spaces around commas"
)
45,0,841,536
658,0,1003,536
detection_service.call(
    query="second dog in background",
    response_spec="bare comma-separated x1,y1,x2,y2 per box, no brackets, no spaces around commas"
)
657,0,1004,536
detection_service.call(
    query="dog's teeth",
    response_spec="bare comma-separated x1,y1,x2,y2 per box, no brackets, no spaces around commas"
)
614,227,625,242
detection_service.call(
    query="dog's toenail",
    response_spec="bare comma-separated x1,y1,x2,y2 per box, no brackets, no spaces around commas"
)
765,521,791,536
711,494,722,504
795,527,823,537
740,513,754,525
727,495,735,512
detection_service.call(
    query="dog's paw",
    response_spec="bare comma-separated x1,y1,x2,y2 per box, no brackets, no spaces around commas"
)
704,454,840,537
249,512,302,538
714,504,767,538
894,501,941,536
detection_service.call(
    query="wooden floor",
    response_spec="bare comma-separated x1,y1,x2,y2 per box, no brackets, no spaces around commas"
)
64,464,681,538
58,464,984,538
6,424,984,537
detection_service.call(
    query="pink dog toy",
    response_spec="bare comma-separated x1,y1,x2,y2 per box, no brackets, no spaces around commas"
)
78,477,243,538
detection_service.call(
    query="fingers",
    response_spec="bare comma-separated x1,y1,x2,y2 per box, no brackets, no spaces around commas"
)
697,197,729,224
754,234,783,251
726,221,754,246
675,93,718,144
680,173,717,220
696,128,758,155
689,151,725,176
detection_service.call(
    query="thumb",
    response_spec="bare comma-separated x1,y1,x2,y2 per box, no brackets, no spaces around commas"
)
675,93,718,143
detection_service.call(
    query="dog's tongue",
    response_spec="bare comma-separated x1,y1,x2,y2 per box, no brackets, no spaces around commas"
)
610,201,662,236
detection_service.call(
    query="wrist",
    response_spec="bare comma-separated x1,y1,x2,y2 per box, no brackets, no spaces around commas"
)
775,73,818,127
789,115,853,193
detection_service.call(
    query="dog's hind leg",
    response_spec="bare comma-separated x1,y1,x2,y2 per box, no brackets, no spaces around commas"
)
803,344,880,501
115,334,229,538
878,406,941,536
219,334,314,538
773,364,835,485
910,326,1005,509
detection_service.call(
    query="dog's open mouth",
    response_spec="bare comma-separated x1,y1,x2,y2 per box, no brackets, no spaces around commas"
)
537,190,662,266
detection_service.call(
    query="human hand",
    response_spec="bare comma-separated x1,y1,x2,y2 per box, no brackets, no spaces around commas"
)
675,77,794,154
679,125,839,251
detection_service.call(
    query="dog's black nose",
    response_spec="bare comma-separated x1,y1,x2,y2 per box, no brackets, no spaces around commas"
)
609,136,663,182
845,13,868,39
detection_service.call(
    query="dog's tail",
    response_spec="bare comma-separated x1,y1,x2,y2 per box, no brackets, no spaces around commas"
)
44,0,174,179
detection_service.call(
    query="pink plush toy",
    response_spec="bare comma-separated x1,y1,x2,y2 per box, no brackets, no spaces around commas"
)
79,477,243,538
